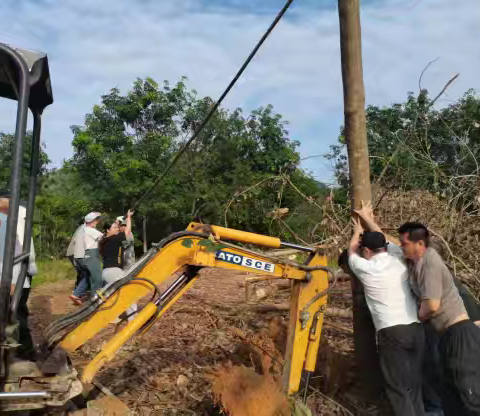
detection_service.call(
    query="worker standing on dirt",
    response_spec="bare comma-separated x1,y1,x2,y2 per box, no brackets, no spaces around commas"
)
395,222,480,416
67,218,89,303
68,212,103,303
0,192,38,361
116,215,135,270
347,215,425,416
100,210,138,321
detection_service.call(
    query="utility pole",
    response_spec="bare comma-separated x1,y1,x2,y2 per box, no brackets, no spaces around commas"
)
338,0,381,398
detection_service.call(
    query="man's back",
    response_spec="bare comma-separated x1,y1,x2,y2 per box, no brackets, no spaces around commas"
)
349,252,419,331
67,225,85,259
0,209,36,284
410,247,467,333
0,212,22,283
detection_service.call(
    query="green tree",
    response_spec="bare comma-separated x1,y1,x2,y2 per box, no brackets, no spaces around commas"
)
0,132,51,195
0,77,327,257
68,77,316,242
327,89,480,198
34,168,92,256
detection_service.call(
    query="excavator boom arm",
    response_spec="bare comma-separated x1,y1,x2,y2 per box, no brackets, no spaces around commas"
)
47,224,330,395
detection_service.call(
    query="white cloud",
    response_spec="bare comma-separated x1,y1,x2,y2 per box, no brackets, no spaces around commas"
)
0,0,479,183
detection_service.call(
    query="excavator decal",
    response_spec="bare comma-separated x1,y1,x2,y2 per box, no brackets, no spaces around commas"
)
215,250,276,273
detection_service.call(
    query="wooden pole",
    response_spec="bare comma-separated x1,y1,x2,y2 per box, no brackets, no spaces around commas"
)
339,0,371,206
338,0,381,398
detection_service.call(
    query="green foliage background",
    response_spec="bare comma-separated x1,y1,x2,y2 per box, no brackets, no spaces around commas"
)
3,77,479,259
1,77,326,257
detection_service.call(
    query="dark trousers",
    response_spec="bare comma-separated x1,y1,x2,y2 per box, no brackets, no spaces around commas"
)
17,286,35,359
378,322,426,416
422,323,444,414
70,256,91,298
439,320,480,416
351,277,383,398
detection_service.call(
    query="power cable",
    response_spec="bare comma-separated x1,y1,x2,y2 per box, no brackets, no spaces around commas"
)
131,0,295,211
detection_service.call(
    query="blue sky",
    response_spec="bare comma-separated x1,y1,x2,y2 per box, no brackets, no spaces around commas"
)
0,0,479,185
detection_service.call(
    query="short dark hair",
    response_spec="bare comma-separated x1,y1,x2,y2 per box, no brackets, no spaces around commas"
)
101,221,116,233
361,231,387,252
398,222,429,246
99,222,115,256
338,249,348,268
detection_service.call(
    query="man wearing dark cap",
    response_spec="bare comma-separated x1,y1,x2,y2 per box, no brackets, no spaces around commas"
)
348,217,425,416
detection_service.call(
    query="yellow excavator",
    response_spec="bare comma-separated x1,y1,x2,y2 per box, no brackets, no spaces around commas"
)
0,42,334,412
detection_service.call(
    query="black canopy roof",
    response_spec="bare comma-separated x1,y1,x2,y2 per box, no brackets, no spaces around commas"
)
0,42,53,113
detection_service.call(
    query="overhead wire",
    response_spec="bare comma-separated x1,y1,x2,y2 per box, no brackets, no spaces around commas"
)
45,0,297,349
131,0,295,211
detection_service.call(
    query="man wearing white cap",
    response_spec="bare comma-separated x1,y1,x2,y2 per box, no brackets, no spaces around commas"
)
67,212,103,303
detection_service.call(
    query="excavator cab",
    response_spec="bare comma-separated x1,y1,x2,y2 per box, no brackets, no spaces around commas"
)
0,42,82,411
0,42,53,333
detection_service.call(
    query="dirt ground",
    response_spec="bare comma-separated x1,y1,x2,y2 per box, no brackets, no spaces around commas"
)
28,269,390,416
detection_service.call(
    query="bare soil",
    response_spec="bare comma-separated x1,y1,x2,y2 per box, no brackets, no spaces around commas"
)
28,269,390,416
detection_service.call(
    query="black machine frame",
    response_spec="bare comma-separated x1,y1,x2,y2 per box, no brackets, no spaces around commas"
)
0,42,53,349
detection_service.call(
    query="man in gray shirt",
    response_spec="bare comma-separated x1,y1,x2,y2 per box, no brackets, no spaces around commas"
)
397,222,480,416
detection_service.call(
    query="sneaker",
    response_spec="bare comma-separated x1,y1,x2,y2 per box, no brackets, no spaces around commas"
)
69,295,83,305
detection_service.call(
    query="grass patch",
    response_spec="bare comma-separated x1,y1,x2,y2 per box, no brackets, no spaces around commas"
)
32,258,76,288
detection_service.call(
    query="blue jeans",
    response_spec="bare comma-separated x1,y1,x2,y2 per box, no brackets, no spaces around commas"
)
71,256,90,297
73,272,89,297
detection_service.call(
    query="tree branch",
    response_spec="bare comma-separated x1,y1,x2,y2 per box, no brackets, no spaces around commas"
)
428,73,460,108
418,57,439,92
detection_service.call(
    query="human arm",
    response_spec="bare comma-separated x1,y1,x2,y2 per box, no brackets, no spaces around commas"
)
355,200,401,246
416,255,444,321
124,210,133,237
346,218,372,281
354,200,382,233
28,239,37,276
348,217,363,256
419,299,441,321
9,238,23,293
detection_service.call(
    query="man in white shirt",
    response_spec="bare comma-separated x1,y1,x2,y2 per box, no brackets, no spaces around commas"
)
67,219,89,303
68,212,103,303
348,217,425,416
0,195,38,360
